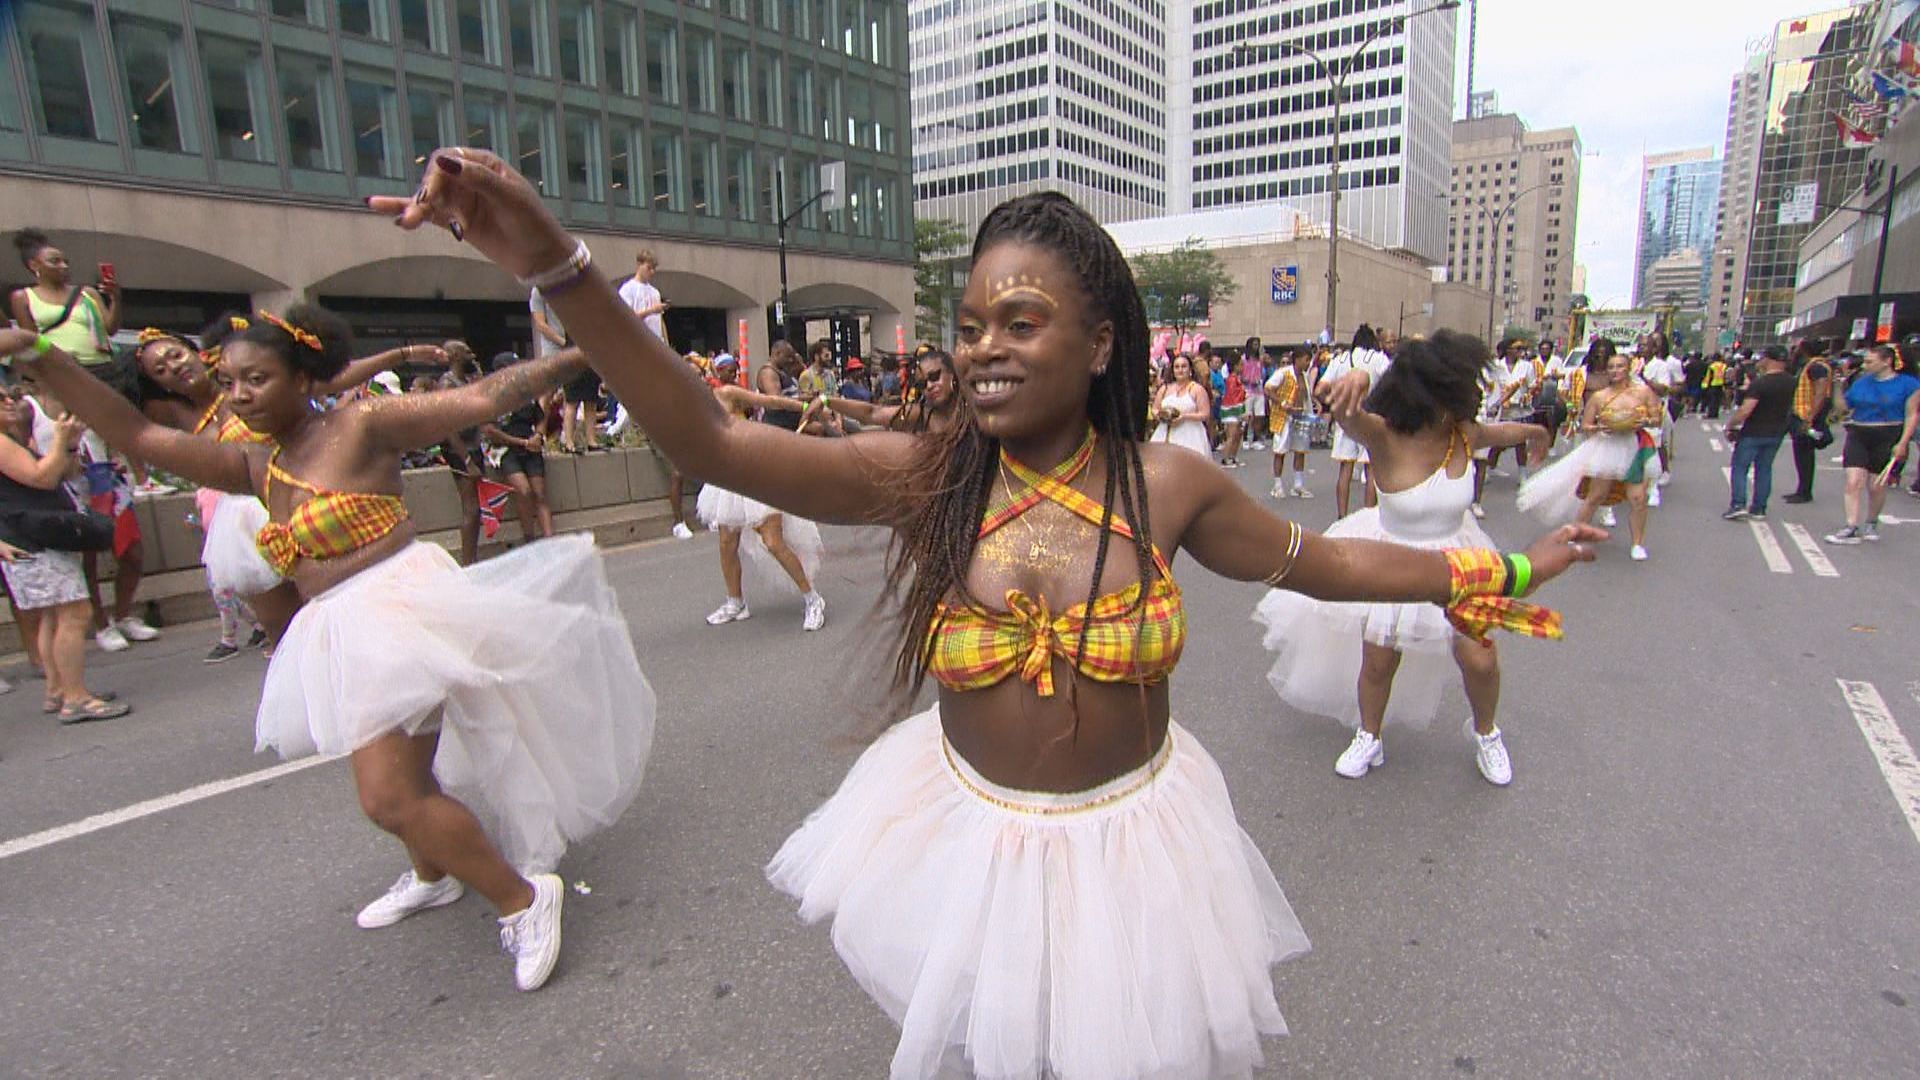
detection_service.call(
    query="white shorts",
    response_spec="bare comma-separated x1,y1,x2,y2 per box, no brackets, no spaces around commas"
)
1330,427,1369,463
1272,416,1313,454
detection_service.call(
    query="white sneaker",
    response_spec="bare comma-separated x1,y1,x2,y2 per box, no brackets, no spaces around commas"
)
1599,507,1618,528
1648,485,1662,507
1334,729,1384,779
114,616,159,642
706,597,750,625
1293,485,1312,499
1270,482,1288,499
356,870,466,929
499,873,564,991
1658,473,1672,487
1629,544,1649,561
1468,720,1512,786
1470,502,1487,519
94,626,130,653
802,593,827,632
671,521,694,540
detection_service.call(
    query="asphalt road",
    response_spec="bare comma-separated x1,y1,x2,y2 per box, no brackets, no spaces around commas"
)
3,419,1917,1079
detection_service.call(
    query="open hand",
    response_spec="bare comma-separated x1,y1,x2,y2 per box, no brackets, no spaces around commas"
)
1517,523,1607,595
1320,370,1372,420
367,148,574,281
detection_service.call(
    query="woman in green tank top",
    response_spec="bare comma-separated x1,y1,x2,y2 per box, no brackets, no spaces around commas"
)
9,228,116,366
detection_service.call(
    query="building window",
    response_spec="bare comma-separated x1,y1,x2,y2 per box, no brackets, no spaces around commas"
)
688,134,717,215
758,55,782,126
275,49,341,172
200,35,275,163
509,0,551,76
875,176,898,241
649,130,683,211
456,0,500,65
645,20,678,103
406,79,454,166
112,16,199,154
563,108,602,203
338,0,391,39
725,143,753,221
609,123,637,205
398,0,447,52
18,0,113,142
603,3,640,95
867,4,889,67
786,63,813,133
270,1,325,25
462,87,505,152
848,170,870,237
345,68,404,179
684,29,715,112
515,100,556,192
721,42,750,121
760,0,782,32
556,0,594,83
819,72,839,142
758,152,783,223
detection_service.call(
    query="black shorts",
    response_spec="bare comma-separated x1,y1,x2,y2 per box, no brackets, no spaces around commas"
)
494,447,546,478
563,369,603,404
1842,424,1903,474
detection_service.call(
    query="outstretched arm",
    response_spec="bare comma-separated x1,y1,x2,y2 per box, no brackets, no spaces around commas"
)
1471,420,1549,454
316,344,448,397
369,148,917,526
2,330,252,493
362,348,587,453
716,384,809,414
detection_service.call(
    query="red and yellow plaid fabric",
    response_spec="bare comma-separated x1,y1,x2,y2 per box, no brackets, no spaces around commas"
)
254,447,409,576
1792,358,1826,421
1443,548,1564,645
928,428,1185,697
216,414,270,445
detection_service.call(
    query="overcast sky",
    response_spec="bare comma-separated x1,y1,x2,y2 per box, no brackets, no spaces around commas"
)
1457,0,1829,306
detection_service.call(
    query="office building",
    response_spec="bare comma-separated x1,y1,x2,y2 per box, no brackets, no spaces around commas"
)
0,0,914,360
1633,147,1720,309
1444,111,1582,341
1707,45,1770,349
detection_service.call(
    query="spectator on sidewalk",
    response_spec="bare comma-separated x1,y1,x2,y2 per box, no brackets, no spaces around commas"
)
1722,346,1795,521
479,352,556,543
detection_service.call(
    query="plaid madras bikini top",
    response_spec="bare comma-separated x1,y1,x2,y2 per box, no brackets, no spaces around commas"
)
927,428,1185,698
190,396,272,445
254,444,409,576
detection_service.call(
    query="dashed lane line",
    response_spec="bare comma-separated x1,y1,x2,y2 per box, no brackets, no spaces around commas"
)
1837,680,1920,847
0,753,341,863
1748,519,1793,573
1709,437,1726,453
1781,522,1840,577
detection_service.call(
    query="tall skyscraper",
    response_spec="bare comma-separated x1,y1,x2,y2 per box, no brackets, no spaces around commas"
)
1445,112,1583,339
1708,46,1771,349
909,1,1170,235
1633,148,1721,309
1733,6,1873,348
908,1,1459,260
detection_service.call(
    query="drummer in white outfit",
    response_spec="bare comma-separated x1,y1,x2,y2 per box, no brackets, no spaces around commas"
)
1258,330,1552,786
1148,353,1213,456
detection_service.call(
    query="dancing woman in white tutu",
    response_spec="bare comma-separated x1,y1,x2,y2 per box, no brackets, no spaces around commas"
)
7,308,653,993
1518,341,1664,561
374,151,1601,1079
1256,332,1556,786
1148,352,1213,455
696,353,827,631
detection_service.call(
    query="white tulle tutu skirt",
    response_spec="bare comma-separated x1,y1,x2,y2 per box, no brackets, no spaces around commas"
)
1516,431,1661,523
1255,507,1492,730
256,537,654,873
768,707,1309,1080
696,484,823,592
200,493,284,595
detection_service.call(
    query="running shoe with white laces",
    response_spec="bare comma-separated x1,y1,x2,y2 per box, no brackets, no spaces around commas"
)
1333,729,1384,779
1470,502,1487,519
1467,720,1512,786
94,625,130,653
1292,484,1312,499
356,870,466,929
1824,525,1863,545
115,616,159,642
1270,481,1288,499
499,873,564,991
1599,507,1618,528
1629,545,1650,561
1861,521,1881,542
706,597,751,625
671,521,694,540
802,592,827,632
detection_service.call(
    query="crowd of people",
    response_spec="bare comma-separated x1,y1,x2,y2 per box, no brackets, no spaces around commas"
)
4,145,1915,1080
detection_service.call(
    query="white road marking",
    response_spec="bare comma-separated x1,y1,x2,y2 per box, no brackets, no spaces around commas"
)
0,754,341,863
1880,514,1914,525
1700,422,1714,432
1781,522,1839,577
1709,437,1726,453
1721,465,1733,482
1836,680,1920,846
1748,520,1793,573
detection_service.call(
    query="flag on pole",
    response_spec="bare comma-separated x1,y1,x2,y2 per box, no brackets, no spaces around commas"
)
1872,71,1909,101
476,477,514,539
1836,111,1880,146
1892,39,1920,79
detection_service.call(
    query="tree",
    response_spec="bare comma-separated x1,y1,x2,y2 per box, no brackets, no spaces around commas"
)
1132,239,1239,332
914,217,969,343
1500,323,1541,346
1568,293,1592,312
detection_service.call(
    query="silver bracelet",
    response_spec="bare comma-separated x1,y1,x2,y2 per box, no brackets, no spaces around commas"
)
517,239,592,291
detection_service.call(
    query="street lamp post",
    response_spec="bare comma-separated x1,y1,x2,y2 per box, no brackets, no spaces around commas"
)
1464,180,1560,344
1236,0,1459,342
775,171,836,345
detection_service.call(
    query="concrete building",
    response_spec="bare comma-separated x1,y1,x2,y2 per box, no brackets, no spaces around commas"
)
1644,249,1708,311
1707,45,1770,350
1633,148,1720,309
0,0,914,362
1103,206,1491,347
1444,112,1582,342
1730,6,1873,349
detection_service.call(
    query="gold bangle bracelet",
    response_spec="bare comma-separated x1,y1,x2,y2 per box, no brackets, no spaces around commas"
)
1262,520,1304,588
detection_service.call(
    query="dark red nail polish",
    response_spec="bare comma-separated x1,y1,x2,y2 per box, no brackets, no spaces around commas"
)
449,221,465,242
434,154,464,175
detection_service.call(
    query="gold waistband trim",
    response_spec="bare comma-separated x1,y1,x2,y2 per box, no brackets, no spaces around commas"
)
939,728,1176,817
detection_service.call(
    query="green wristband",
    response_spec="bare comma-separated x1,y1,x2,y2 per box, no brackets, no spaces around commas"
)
32,334,53,356
1508,553,1532,597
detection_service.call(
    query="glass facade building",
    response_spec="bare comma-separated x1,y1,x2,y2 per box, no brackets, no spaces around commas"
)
0,0,912,355
1633,148,1720,310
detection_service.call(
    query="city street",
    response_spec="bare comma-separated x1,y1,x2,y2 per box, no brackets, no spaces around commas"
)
3,421,1917,1079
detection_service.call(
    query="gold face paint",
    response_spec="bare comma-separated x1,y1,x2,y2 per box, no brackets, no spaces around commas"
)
987,274,1059,311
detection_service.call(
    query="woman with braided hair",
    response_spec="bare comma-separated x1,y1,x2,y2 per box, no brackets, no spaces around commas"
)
815,346,962,435
375,150,1601,1079
4,304,652,994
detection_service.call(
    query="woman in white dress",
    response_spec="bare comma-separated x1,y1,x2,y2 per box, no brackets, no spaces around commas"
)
1149,353,1212,456
1518,343,1662,561
1257,331,1555,786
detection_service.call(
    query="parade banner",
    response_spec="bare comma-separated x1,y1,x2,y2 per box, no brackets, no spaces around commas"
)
1271,265,1299,304
1585,311,1660,348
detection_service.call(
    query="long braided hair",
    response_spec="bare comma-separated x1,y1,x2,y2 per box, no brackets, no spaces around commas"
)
879,193,1157,714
